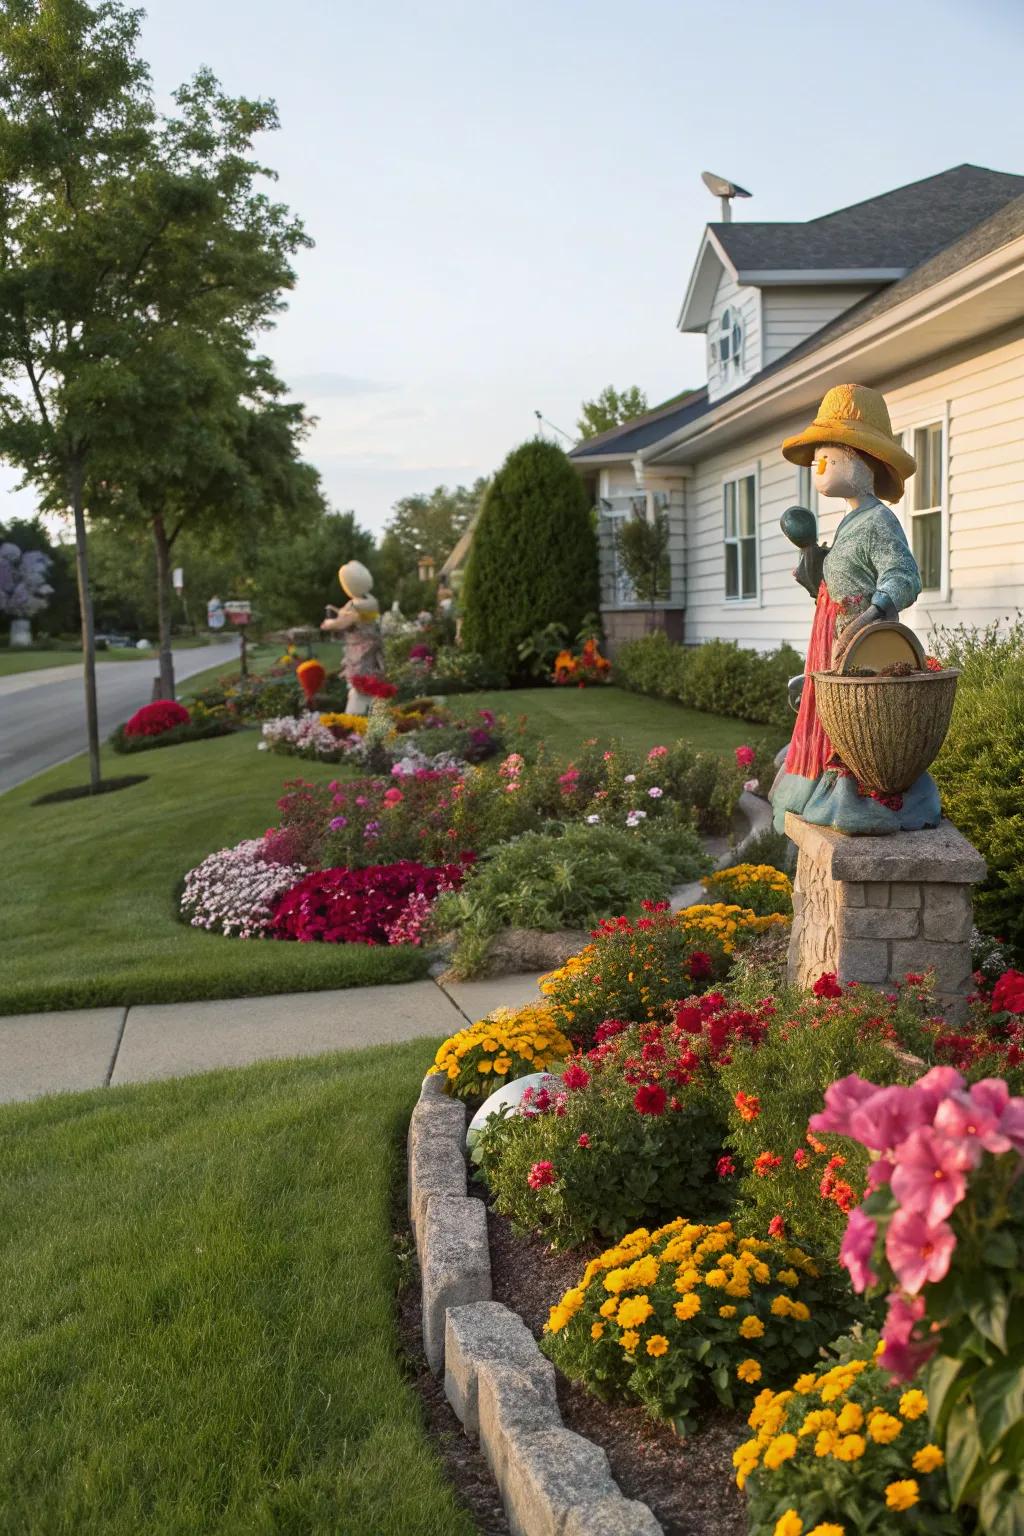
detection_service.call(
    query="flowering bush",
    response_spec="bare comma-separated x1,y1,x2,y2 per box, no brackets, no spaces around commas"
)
124,700,191,738
703,863,794,918
476,997,776,1247
431,1004,573,1102
552,637,612,686
718,978,936,1252
261,714,345,759
926,964,1024,1092
539,901,788,1046
740,1345,957,1534
180,840,307,938
813,1065,1024,1533
541,1219,845,1434
269,858,466,944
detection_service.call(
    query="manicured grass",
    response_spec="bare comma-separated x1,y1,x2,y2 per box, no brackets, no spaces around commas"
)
0,1040,476,1535
180,640,343,696
470,685,786,758
0,730,428,1015
0,646,149,675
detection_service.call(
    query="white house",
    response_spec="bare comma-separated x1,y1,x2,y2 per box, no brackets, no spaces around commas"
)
570,164,1024,654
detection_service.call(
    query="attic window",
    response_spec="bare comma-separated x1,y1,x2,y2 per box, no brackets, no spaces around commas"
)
718,308,744,371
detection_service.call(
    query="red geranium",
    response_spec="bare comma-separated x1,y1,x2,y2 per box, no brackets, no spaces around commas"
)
633,1083,667,1116
352,673,398,700
562,1063,591,1091
527,1160,556,1189
124,699,191,738
992,969,1024,1015
269,859,465,944
813,972,843,999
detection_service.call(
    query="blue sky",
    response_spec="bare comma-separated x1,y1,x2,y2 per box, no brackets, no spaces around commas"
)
7,0,1024,535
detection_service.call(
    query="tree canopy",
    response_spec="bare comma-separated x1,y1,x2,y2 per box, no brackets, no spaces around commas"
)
375,479,487,607
576,385,649,441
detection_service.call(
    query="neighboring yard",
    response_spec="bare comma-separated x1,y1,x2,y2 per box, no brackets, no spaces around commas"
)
0,646,149,675
0,1039,475,1536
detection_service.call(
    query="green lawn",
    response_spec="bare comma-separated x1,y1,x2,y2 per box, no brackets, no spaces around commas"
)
469,685,785,758
0,1040,476,1536
0,730,428,1015
0,646,150,675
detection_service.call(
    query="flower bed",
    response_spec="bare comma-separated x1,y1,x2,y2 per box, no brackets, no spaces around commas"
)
260,699,504,771
112,698,241,753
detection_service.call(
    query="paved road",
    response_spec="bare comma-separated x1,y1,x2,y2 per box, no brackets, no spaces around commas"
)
0,641,243,794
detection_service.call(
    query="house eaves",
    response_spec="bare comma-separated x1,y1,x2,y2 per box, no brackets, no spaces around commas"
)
736,267,906,285
643,223,1024,469
676,227,736,333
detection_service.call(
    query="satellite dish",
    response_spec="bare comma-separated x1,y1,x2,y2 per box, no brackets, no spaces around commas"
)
701,171,752,222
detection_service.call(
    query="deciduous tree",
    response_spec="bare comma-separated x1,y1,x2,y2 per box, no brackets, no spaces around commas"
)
576,385,649,442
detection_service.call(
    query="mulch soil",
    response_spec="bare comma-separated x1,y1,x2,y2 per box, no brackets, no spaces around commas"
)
487,1207,748,1536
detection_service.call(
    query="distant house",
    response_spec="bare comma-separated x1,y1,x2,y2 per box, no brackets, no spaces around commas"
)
570,164,1024,653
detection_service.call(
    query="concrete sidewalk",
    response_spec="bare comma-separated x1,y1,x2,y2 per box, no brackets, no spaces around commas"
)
0,972,546,1106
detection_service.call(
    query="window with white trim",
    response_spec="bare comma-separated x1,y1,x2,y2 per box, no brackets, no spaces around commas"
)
708,307,744,384
796,464,817,525
723,472,758,600
894,420,945,593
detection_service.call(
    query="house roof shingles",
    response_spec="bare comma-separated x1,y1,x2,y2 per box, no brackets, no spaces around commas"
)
571,166,1024,463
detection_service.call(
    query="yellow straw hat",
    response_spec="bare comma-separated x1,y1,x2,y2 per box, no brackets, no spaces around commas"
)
782,384,916,503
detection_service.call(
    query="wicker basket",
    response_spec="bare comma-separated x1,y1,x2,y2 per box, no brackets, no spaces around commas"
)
811,670,960,794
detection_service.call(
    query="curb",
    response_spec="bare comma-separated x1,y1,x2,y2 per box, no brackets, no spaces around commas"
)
408,1073,663,1535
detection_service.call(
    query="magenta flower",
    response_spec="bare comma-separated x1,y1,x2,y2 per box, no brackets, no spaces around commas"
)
848,1085,929,1152
885,1210,957,1294
890,1127,971,1224
810,1073,879,1138
1000,1097,1024,1154
913,1064,966,1118
839,1207,879,1293
879,1290,934,1380
865,1155,894,1190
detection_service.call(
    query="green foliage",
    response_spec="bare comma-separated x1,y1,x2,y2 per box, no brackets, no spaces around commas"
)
719,986,934,1251
739,824,798,877
253,507,378,629
576,384,649,441
616,631,803,729
461,440,599,680
615,508,671,606
932,621,1024,950
439,820,708,973
110,716,238,753
374,480,487,608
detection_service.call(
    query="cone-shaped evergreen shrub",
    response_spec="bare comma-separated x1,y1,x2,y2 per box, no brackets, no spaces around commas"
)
461,439,599,679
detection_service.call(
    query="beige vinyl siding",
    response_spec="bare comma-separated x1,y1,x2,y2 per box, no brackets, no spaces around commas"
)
706,269,761,402
683,322,1024,653
761,286,875,366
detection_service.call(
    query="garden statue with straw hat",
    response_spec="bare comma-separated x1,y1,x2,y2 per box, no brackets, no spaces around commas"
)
770,384,943,834
321,559,386,714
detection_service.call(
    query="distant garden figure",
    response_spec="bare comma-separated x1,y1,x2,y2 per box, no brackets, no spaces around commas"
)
321,560,385,713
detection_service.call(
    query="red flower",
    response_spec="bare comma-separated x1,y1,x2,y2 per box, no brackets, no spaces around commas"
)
813,972,843,999
577,1134,590,1149
793,1148,810,1169
688,951,713,981
716,1155,736,1178
734,1091,760,1122
768,1215,786,1239
269,859,465,945
634,1084,667,1116
924,655,943,672
754,1151,782,1178
124,699,190,738
527,1160,555,1190
992,969,1024,1016
674,1004,703,1034
735,745,756,768
352,673,398,700
562,1063,591,1091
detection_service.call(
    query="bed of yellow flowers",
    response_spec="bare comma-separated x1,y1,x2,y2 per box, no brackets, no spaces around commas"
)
540,1218,847,1435
703,863,794,919
739,1351,958,1535
319,711,369,735
430,1002,572,1102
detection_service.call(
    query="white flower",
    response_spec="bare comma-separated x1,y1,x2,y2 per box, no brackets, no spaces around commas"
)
257,741,269,751
624,774,636,784
647,786,663,799
743,778,760,792
585,814,600,825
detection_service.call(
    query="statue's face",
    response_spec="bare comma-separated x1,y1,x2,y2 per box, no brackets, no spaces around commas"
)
814,444,875,500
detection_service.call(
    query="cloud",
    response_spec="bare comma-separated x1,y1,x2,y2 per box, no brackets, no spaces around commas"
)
287,372,397,399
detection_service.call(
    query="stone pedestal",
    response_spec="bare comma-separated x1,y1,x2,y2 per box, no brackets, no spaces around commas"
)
785,813,986,1021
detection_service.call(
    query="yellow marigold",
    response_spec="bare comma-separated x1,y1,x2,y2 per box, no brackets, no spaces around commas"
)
790,1301,810,1322
771,1296,794,1318
899,1389,928,1421
599,1297,619,1319
619,1330,640,1353
836,1403,864,1433
799,1409,836,1437
719,1305,738,1319
739,1315,765,1339
547,1304,572,1333
725,1277,752,1299
646,1334,669,1358
603,1269,630,1294
674,1267,701,1293
737,1359,762,1384
318,711,369,734
773,1513,803,1536
763,1434,798,1470
616,1295,654,1330
814,1430,836,1458
833,1434,866,1462
705,1268,728,1289
674,1295,701,1321
591,1322,605,1341
912,1445,944,1474
748,1387,777,1427
868,1413,903,1445
885,1481,919,1511
752,1262,771,1284
806,1527,845,1536
623,1255,660,1288
776,1268,800,1287
560,1287,586,1317
794,1373,819,1395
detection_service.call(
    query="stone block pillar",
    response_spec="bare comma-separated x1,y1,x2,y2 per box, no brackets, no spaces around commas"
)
785,814,987,1021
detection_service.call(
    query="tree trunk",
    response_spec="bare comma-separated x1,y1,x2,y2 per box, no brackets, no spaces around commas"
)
152,512,175,700
70,457,101,792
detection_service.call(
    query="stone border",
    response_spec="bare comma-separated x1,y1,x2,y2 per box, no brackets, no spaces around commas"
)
408,1073,663,1535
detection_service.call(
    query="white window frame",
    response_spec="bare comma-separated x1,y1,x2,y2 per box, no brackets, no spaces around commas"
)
722,465,760,604
891,408,949,604
796,464,819,529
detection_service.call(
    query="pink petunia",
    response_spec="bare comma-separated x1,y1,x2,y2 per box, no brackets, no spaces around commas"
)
879,1290,934,1380
912,1065,967,1119
840,1206,879,1293
933,1080,1012,1158
885,1210,957,1294
865,1155,894,1190
1000,1097,1024,1154
890,1128,971,1224
809,1074,880,1139
847,1085,930,1152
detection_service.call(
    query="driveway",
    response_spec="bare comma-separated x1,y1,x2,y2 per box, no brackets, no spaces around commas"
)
0,641,243,794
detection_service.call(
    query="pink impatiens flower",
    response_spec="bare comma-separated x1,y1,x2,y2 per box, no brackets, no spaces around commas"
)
890,1128,971,1225
840,1206,879,1293
885,1210,957,1294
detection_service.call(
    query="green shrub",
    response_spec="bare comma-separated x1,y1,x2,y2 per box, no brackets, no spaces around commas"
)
718,982,934,1253
615,631,802,729
438,819,709,975
110,717,239,753
738,824,797,877
932,624,1024,950
461,439,599,680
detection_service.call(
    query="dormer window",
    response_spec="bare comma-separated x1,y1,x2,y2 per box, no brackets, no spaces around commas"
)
713,308,744,378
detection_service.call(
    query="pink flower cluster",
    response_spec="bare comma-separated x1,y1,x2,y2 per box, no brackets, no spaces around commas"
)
812,1066,1024,1378
180,839,307,938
